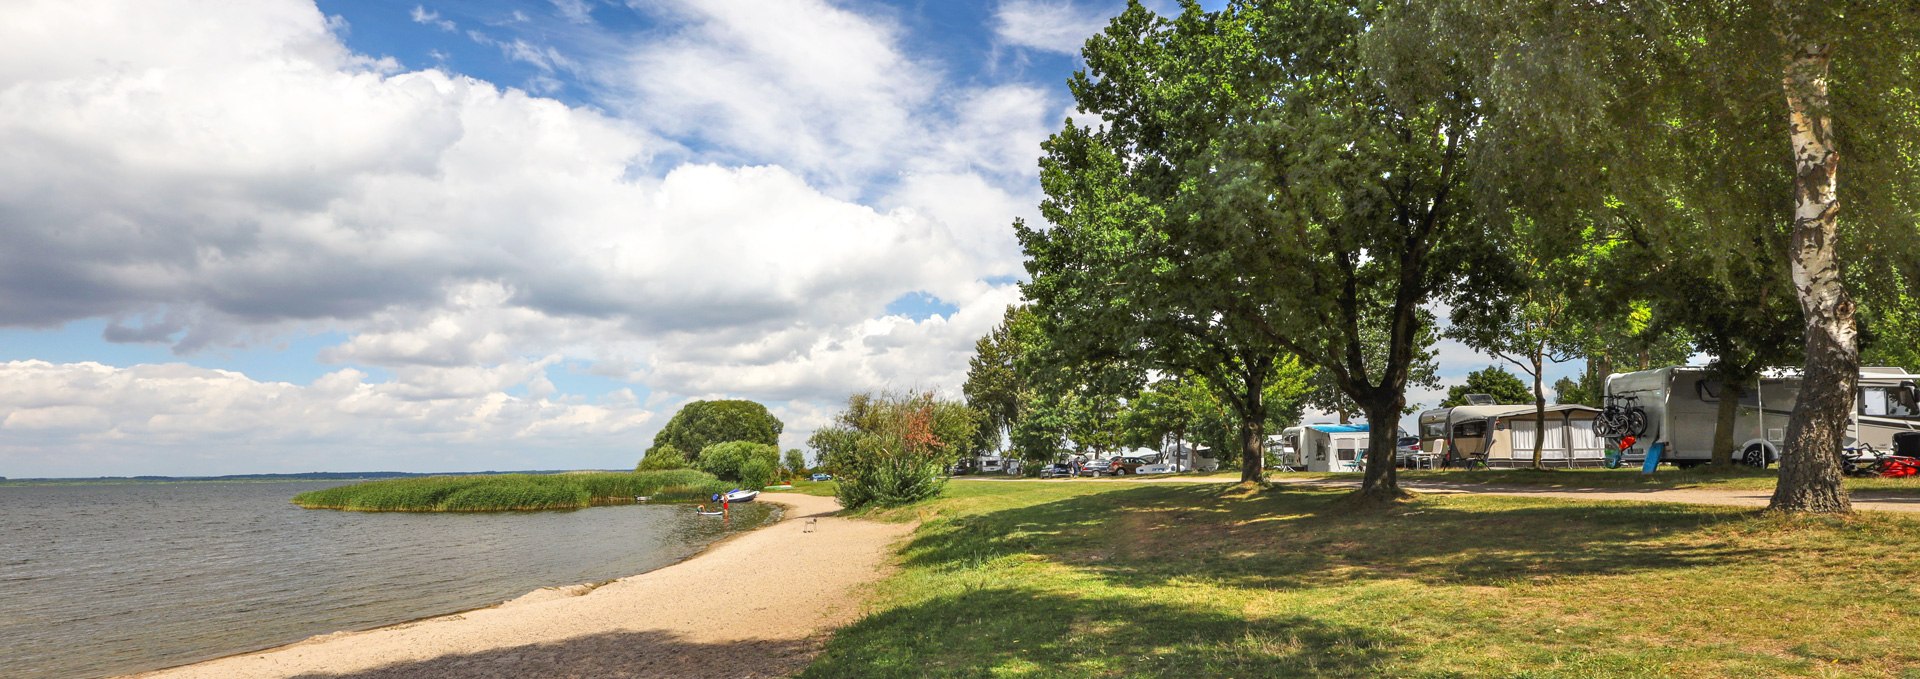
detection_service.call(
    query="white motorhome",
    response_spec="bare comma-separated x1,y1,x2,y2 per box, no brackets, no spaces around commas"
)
1604,365,1920,466
1416,404,1606,467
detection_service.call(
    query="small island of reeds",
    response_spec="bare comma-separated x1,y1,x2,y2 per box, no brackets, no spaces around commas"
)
292,469,733,512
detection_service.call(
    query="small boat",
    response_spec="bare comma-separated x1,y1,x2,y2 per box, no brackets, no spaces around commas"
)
634,496,650,502
723,489,759,503
695,509,726,516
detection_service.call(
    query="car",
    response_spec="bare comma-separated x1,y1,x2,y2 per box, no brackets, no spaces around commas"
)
1081,459,1113,476
1134,462,1174,474
1107,456,1149,475
1038,463,1076,479
809,473,833,481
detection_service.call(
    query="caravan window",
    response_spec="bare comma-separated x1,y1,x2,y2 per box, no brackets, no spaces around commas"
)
1420,420,1446,439
1697,379,1762,406
1452,421,1486,439
1336,439,1360,462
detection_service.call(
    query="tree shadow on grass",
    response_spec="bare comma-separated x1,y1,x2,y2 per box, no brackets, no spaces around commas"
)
801,587,1403,678
898,483,1788,591
288,630,814,679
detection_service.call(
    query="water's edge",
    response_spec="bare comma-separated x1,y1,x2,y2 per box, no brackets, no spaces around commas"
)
124,500,791,677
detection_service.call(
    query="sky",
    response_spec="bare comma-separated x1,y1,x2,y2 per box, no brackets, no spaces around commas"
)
0,0,1584,478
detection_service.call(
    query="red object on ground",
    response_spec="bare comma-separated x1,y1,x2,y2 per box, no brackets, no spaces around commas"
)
1882,456,1920,478
1618,436,1636,450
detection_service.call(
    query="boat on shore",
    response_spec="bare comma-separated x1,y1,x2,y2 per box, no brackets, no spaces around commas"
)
723,489,759,503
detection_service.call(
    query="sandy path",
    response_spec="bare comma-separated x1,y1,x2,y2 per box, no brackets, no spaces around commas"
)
131,493,911,679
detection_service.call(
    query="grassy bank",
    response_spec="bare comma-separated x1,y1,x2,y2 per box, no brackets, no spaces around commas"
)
291,470,732,511
805,480,1920,677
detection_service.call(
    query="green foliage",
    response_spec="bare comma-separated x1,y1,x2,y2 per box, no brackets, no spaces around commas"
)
963,305,1045,452
636,443,690,471
810,391,982,510
291,470,729,512
696,441,782,488
1552,375,1599,408
1440,366,1534,407
784,448,809,478
642,400,783,468
1119,360,1316,457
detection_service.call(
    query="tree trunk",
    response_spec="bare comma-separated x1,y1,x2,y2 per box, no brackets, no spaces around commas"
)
1712,381,1744,467
1356,397,1408,502
1238,372,1266,484
1770,40,1853,514
1336,407,1351,424
1531,354,1546,469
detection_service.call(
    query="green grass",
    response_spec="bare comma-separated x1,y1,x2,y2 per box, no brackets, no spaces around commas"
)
1357,467,1920,495
804,479,1920,678
291,470,731,511
786,479,840,497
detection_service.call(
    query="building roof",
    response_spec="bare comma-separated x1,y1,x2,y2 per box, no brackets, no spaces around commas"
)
1305,423,1369,434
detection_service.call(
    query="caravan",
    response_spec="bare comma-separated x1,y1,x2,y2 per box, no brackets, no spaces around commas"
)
1416,404,1606,467
1277,424,1372,472
1604,365,1920,467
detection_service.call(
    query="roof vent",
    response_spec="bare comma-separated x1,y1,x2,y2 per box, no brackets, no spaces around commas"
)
1465,393,1496,406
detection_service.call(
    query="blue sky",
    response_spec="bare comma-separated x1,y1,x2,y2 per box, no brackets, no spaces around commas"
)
0,0,1569,478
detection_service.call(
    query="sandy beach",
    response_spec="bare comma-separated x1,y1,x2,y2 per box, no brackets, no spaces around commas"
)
130,493,909,679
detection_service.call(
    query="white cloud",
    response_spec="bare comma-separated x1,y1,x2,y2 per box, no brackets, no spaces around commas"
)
550,0,594,24
0,0,1035,475
0,360,652,476
992,0,1117,55
410,5,456,32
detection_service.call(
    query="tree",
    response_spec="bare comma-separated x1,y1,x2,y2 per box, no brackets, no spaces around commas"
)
808,391,982,509
642,400,783,469
1450,269,1581,468
963,305,1043,453
1119,360,1315,467
1440,366,1534,408
1025,1,1511,497
784,449,809,479
1431,0,1920,511
1551,376,1595,408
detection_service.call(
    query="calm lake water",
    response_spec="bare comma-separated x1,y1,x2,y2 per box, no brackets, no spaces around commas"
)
0,480,778,679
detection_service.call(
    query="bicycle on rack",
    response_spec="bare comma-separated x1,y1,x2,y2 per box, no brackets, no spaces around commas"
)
1594,395,1648,439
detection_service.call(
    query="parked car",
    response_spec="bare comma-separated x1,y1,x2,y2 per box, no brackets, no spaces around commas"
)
1134,462,1174,474
809,473,833,481
1107,456,1148,475
1038,463,1076,479
1082,459,1113,476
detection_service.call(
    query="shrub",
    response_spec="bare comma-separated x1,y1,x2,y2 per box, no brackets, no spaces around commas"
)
696,441,782,488
809,391,981,510
784,448,809,479
637,443,690,471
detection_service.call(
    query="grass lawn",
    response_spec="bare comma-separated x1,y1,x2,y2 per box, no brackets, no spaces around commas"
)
1371,467,1920,495
804,479,1920,678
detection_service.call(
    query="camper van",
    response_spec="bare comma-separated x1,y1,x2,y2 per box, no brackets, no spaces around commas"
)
1604,365,1920,467
1416,404,1606,468
1276,424,1372,472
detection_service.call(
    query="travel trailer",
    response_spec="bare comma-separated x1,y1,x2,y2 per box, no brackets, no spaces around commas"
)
1277,424,1372,472
1604,365,1920,467
1416,404,1606,468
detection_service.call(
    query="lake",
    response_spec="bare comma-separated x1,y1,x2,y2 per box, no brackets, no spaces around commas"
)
0,480,778,679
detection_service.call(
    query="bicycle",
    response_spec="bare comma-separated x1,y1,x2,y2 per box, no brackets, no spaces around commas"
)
1595,395,1648,439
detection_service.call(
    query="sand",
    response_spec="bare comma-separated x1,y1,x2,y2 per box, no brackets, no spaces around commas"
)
131,493,911,679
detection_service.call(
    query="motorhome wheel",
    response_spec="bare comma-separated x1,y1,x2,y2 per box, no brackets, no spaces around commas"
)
1741,444,1770,468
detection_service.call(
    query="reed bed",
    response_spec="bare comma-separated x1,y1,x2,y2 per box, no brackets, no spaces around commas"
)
292,470,733,512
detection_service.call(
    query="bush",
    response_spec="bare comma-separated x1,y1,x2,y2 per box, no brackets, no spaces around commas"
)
696,441,782,488
639,400,783,469
809,391,981,510
637,443,690,471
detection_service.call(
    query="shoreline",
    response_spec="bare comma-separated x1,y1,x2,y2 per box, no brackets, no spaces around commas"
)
129,493,912,679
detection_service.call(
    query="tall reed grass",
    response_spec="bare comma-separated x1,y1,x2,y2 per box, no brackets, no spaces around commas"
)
292,469,733,512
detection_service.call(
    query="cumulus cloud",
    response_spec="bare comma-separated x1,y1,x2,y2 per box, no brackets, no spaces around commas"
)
0,360,652,476
0,0,1044,475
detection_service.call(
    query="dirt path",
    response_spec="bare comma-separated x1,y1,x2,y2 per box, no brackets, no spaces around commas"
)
131,493,911,679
